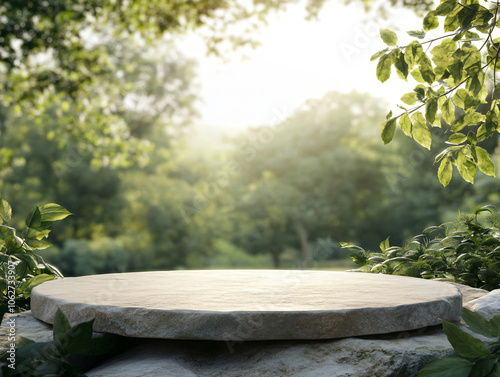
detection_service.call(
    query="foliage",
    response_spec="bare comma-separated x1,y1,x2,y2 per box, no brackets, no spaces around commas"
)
372,0,500,186
0,199,70,320
228,91,391,267
417,308,500,377
0,0,432,101
0,308,120,376
54,239,128,277
342,206,500,291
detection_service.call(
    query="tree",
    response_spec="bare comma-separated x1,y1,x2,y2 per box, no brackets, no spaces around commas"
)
0,39,202,274
230,92,392,268
372,0,500,187
0,0,436,170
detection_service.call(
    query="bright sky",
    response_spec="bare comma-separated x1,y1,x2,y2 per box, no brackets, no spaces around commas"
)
179,0,424,131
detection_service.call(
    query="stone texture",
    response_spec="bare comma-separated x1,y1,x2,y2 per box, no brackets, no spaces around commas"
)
1,282,489,377
31,270,462,340
0,311,52,351
449,283,488,303
463,289,500,320
81,284,500,377
86,330,455,377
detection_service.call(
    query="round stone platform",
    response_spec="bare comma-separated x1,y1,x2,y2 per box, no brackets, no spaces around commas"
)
30,270,462,340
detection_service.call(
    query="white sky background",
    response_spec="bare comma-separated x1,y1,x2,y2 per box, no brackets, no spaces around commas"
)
178,0,427,132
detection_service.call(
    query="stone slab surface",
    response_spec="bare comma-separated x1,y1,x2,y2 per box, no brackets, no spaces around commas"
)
31,270,462,340
464,288,500,320
5,283,491,377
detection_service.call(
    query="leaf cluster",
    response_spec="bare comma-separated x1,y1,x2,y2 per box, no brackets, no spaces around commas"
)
341,205,500,290
0,308,120,376
418,308,500,377
0,199,71,320
373,0,500,186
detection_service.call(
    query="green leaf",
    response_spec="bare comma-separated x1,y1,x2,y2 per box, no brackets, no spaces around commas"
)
394,50,409,80
418,54,436,84
475,9,494,31
470,358,497,377
464,94,481,111
435,0,458,16
457,150,476,184
380,29,398,46
376,53,393,83
467,72,485,97
405,41,423,70
440,98,455,125
408,30,426,39
16,341,53,359
24,227,51,241
411,68,426,83
417,356,473,377
425,99,439,127
461,307,498,339
489,315,500,338
463,47,482,77
423,11,439,31
16,336,35,348
65,318,95,354
400,113,412,137
25,238,53,250
486,363,500,377
478,109,500,141
438,157,453,187
441,319,490,358
476,147,495,177
370,48,389,62
20,274,55,298
15,253,37,272
431,39,457,68
0,199,12,223
85,336,119,356
447,133,467,145
379,237,390,252
53,308,71,349
39,203,72,222
25,206,42,228
444,10,461,32
414,85,426,102
381,118,397,144
411,112,432,150
401,92,417,105
467,131,476,146
453,89,468,109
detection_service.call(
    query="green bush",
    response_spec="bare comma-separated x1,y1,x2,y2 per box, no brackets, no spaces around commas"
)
0,199,71,320
54,238,129,277
341,206,500,290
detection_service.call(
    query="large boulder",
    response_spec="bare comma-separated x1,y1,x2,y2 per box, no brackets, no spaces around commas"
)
85,327,453,377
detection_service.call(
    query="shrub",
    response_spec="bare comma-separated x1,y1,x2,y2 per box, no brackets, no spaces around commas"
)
341,206,500,291
55,238,129,276
0,199,71,320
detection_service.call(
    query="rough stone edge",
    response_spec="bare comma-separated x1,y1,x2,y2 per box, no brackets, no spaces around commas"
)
30,281,462,340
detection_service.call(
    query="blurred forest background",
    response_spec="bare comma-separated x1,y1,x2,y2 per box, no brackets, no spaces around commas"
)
0,0,499,276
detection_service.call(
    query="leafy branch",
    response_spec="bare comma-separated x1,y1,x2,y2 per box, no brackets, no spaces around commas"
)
0,198,71,321
373,0,500,187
